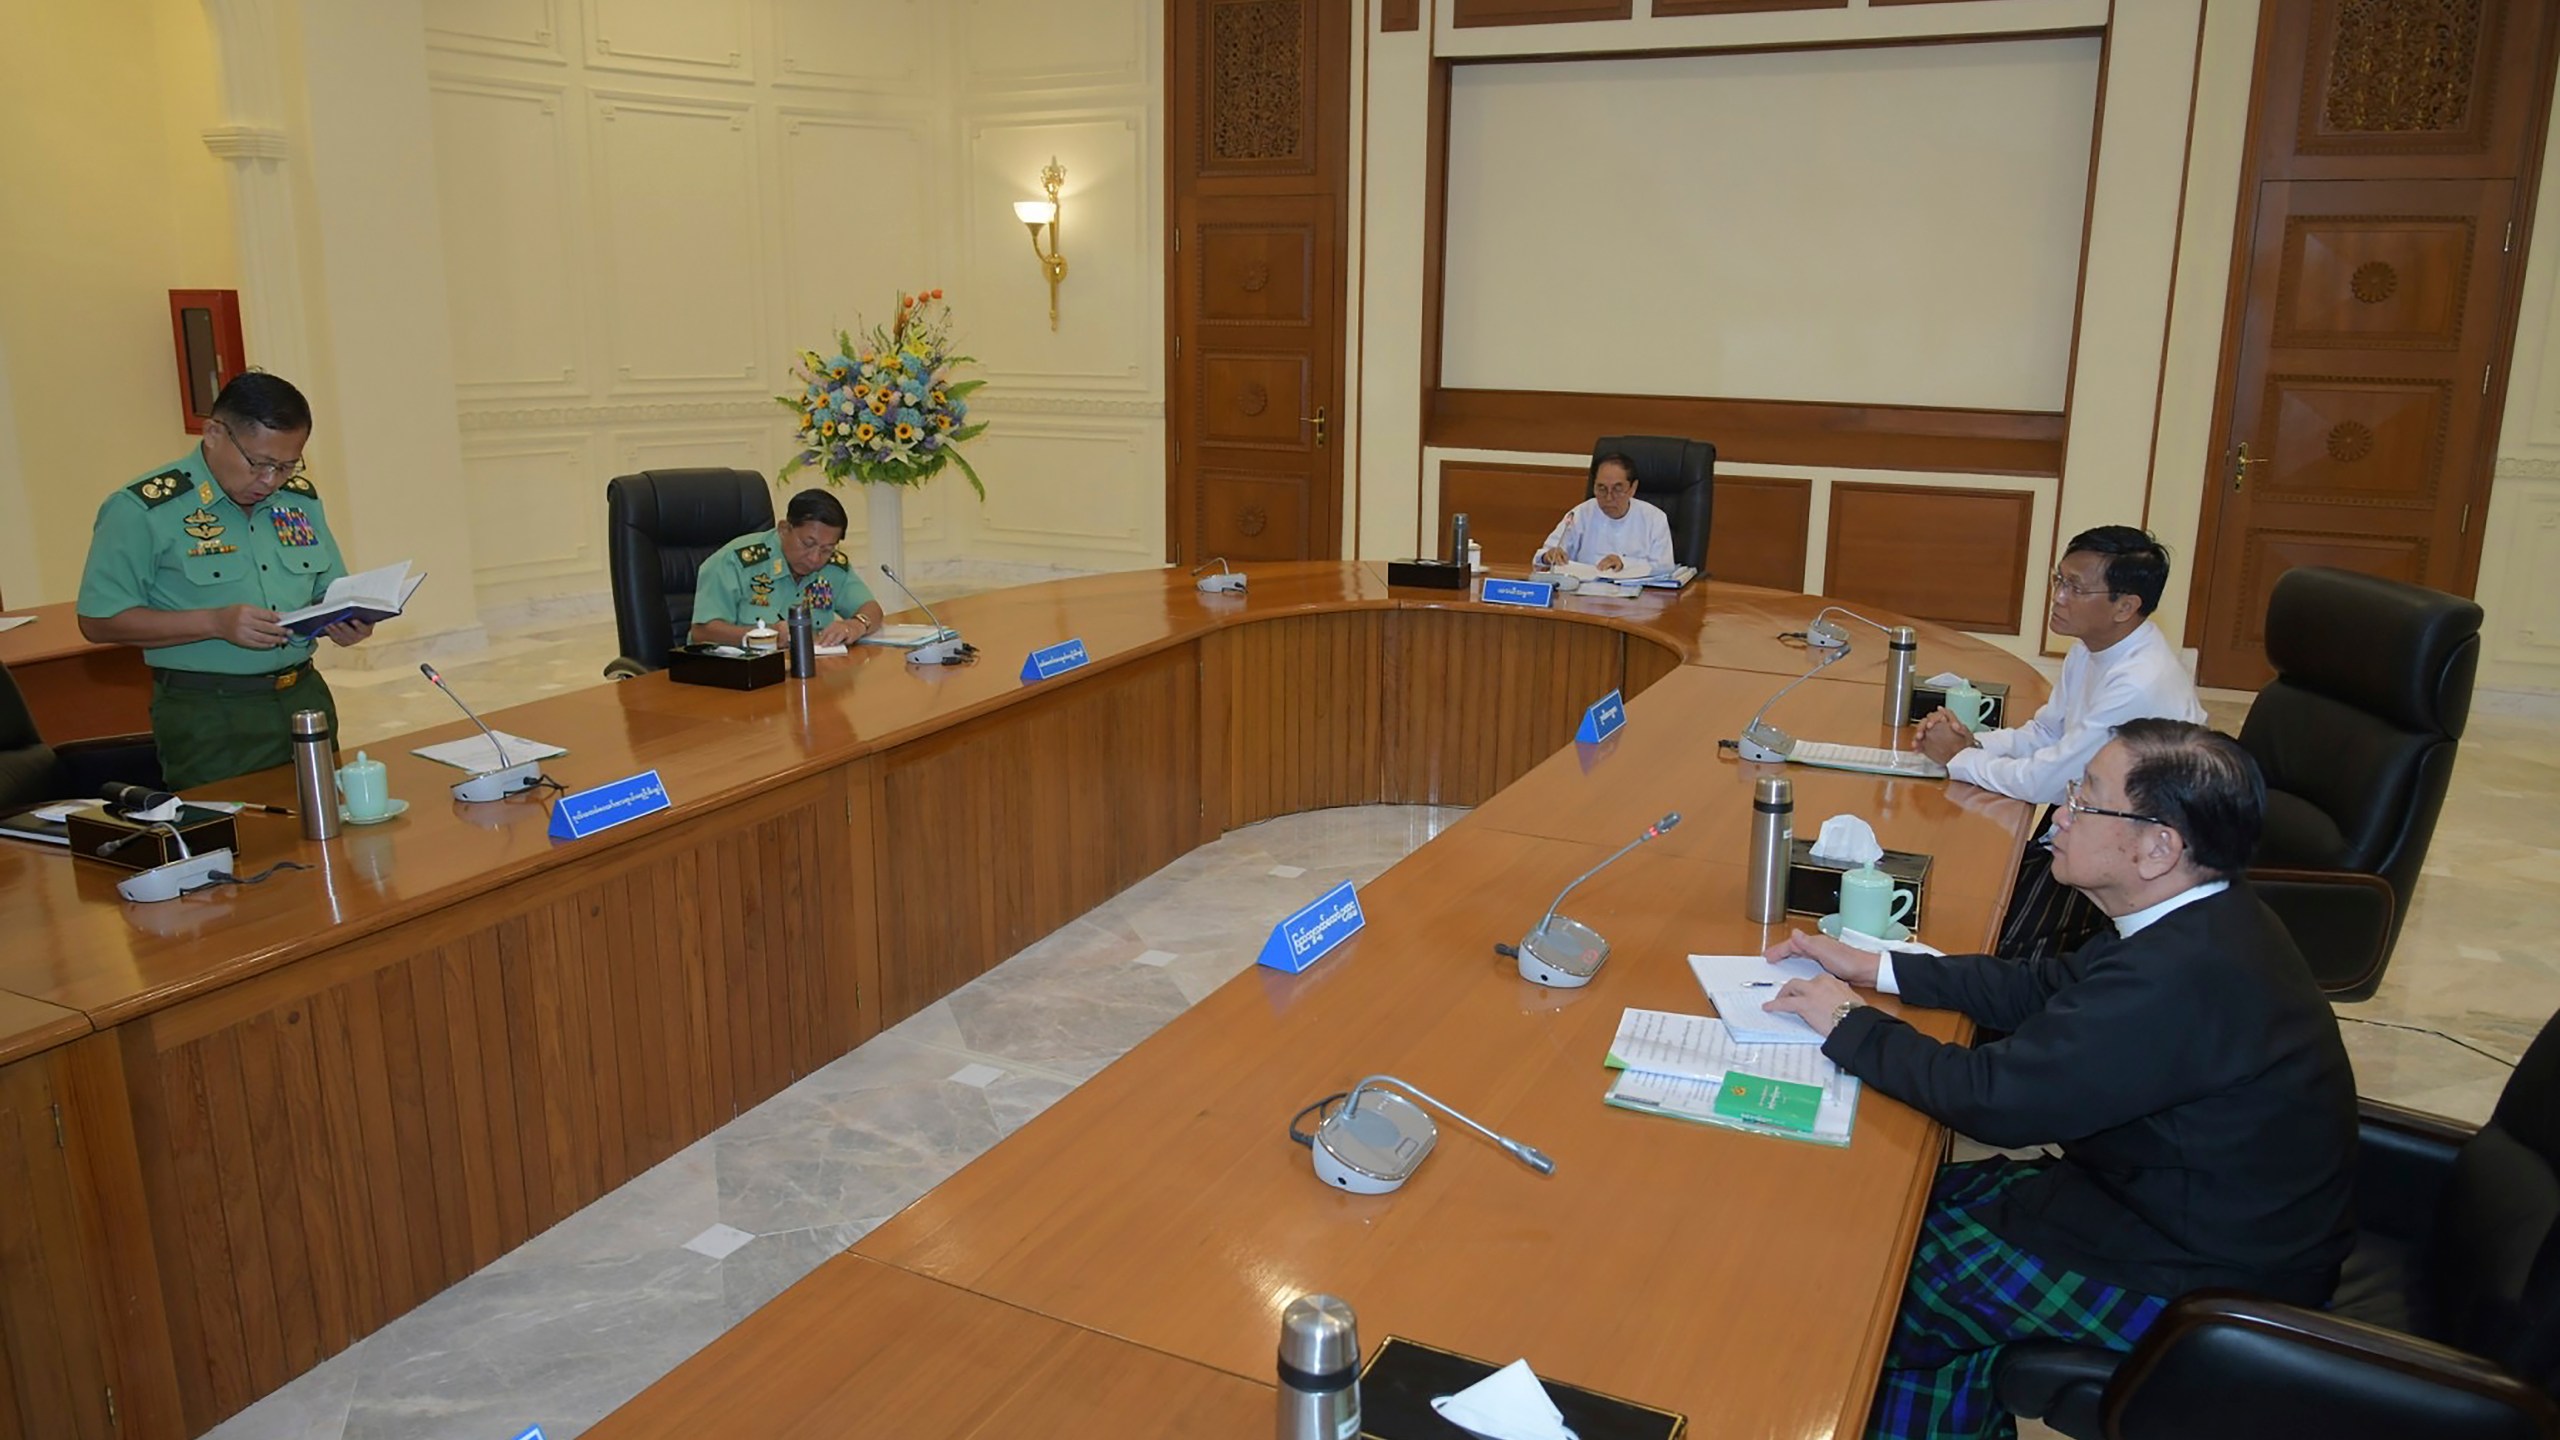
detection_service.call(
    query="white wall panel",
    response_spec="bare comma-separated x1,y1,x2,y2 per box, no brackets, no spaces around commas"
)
583,0,750,80
590,92,765,392
965,112,1148,390
776,111,931,337
461,433,597,584
959,0,1145,90
613,425,768,477
1440,39,2099,411
425,0,566,61
966,416,1150,553
773,0,925,90
432,79,584,397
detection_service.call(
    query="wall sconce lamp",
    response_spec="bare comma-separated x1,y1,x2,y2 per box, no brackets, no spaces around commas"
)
1013,157,1067,330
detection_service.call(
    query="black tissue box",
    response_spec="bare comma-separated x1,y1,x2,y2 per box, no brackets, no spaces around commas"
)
1385,558,1468,591
666,644,787,691
67,806,240,871
1786,838,1932,928
1907,678,2011,728
1358,1336,1684,1440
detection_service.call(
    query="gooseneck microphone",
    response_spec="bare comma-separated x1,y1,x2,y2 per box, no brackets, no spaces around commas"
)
1734,641,1849,762
1294,1074,1554,1194
877,565,970,665
420,663,542,802
1499,811,1680,988
1806,604,1893,650
1191,556,1247,594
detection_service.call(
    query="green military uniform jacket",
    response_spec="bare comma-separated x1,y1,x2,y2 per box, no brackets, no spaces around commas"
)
690,529,874,629
76,448,346,675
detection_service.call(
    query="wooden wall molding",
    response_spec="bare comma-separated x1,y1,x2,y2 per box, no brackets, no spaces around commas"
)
1451,0,1632,28
1652,0,1844,16
1710,474,1813,592
1382,0,1420,31
1825,482,2036,633
1436,461,1585,564
1430,389,2065,476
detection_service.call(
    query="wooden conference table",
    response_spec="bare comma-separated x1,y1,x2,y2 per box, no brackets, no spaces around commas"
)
0,563,2043,1440
0,600,154,743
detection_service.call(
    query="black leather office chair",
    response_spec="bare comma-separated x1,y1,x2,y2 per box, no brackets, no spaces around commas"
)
1588,435,1715,573
2237,566,2481,998
1996,1006,2560,1440
0,661,161,816
604,469,773,677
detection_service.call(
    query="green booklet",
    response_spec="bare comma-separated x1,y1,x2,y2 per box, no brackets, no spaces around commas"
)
1710,1072,1823,1133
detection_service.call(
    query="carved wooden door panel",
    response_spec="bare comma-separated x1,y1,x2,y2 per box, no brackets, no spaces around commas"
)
2194,0,2559,688
1166,0,1351,564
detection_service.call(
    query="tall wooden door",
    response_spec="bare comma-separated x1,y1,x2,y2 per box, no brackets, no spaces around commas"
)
2194,0,2560,688
1165,0,1352,566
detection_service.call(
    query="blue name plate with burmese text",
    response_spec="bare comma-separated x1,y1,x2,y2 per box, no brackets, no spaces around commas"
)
1575,688,1627,744
513,1428,548,1440
1480,577,1557,609
547,770,670,841
1020,637,1091,683
1256,879,1366,974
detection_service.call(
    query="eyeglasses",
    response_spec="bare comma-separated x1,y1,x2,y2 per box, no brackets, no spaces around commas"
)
2062,777,2166,828
2047,570,2118,600
210,421,308,481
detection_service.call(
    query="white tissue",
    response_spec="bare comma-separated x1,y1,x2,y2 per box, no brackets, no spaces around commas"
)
132,796,185,824
1431,1360,1579,1440
1808,813,1884,867
1924,671,1968,689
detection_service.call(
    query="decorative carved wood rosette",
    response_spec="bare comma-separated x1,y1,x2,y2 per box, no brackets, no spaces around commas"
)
1203,0,1308,173
2304,0,2498,154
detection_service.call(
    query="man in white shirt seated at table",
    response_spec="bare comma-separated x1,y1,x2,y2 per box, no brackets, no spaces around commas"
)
1534,453,1673,575
1917,525,2206,957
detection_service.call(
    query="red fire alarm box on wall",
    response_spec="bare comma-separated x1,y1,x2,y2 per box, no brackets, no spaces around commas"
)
168,289,245,436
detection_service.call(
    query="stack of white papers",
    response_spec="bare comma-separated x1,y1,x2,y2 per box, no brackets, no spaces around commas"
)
1554,559,1655,583
1689,952,1824,1045
1601,1007,1861,1145
412,731,567,773
857,624,958,650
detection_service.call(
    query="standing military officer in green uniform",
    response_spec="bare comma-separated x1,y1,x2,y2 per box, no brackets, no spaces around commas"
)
77,373,374,790
690,488,885,648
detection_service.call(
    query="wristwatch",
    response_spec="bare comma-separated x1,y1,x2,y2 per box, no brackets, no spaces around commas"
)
1831,999,1865,1029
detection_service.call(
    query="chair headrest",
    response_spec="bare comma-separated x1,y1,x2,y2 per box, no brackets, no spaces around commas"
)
1591,435,1714,495
2264,567,2481,737
607,469,774,548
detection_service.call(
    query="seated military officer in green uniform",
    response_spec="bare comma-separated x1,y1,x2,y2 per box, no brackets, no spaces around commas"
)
76,373,373,791
690,488,885,648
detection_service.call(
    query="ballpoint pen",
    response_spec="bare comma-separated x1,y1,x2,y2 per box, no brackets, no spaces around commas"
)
216,802,296,817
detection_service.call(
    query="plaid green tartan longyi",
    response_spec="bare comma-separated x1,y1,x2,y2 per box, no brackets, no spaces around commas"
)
1867,1158,2171,1440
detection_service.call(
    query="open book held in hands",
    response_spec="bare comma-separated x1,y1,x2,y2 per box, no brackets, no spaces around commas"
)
282,562,426,638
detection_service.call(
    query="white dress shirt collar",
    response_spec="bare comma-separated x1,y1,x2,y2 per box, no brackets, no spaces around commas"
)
2111,878,2229,938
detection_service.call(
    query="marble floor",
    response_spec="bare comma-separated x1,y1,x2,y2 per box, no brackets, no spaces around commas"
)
218,605,2555,1440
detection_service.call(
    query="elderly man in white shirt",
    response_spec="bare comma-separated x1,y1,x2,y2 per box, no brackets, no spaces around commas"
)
1534,453,1674,575
1918,525,2207,957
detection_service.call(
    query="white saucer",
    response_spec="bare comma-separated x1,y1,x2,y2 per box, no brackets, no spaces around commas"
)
1820,913,1911,944
339,798,409,826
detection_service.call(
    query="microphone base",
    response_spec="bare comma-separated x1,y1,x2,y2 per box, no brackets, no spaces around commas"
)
904,634,967,666
118,848,233,903
1311,1090,1436,1195
1518,916,1609,988
452,760,543,803
1195,572,1247,594
1737,720,1794,764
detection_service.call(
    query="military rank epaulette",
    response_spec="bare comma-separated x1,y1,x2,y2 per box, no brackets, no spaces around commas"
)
829,548,850,569
279,474,319,497
129,470,192,507
737,542,773,565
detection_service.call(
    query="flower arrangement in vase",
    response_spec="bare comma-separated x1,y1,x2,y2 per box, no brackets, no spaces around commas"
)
777,288,987,497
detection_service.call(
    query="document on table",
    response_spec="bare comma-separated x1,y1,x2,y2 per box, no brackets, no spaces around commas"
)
411,731,566,772
1555,559,1656,583
1690,952,1825,1045
858,624,957,649
1601,1007,1861,1145
0,614,35,634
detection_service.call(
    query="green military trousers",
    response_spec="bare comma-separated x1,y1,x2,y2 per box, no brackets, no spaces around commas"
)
148,664,340,791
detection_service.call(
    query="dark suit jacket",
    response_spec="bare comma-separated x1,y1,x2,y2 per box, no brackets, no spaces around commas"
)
1824,881,2356,1304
